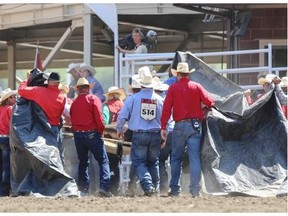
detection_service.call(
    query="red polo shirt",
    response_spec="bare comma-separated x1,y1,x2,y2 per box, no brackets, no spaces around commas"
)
18,80,66,126
161,77,214,130
70,92,105,135
0,105,13,135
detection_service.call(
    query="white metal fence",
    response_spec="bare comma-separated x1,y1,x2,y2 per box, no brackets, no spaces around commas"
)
118,43,288,90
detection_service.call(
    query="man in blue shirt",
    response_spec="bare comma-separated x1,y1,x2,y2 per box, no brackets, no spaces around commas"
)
117,66,163,196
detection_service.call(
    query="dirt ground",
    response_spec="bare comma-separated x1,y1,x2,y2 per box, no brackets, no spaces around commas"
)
0,193,287,213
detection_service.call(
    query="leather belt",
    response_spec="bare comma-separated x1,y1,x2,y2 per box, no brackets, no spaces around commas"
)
74,130,97,133
133,129,160,133
176,118,199,123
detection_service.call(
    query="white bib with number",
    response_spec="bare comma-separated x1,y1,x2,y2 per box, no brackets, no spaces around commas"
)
140,99,157,120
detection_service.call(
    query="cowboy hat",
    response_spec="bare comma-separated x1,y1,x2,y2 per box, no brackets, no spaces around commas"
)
0,88,17,104
265,74,278,82
257,77,270,85
280,77,288,87
153,77,169,92
74,77,94,89
43,72,61,83
79,63,96,76
135,66,156,88
58,83,69,94
127,74,141,92
171,62,195,76
66,63,80,73
104,86,126,101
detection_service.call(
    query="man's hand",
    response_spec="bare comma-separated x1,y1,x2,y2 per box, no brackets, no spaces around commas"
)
117,131,124,140
161,129,167,141
273,76,281,85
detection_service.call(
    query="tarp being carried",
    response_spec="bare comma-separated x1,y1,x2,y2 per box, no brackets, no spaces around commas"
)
173,51,287,197
9,70,79,197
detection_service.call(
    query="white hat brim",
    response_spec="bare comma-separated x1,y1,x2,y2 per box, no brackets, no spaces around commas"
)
0,90,17,103
80,65,96,76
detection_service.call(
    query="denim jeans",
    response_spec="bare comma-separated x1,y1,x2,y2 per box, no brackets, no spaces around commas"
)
131,131,161,193
169,120,202,195
159,132,172,193
73,131,111,192
0,137,11,196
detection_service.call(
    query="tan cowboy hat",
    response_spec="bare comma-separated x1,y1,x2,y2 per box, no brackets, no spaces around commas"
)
153,77,169,92
258,77,270,85
171,62,195,76
104,86,126,100
79,63,96,76
0,88,18,104
66,63,80,73
280,77,288,87
58,83,69,94
74,77,95,89
135,66,156,88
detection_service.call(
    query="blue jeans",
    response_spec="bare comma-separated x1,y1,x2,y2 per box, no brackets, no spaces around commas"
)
159,131,172,193
0,137,10,196
73,131,111,192
169,120,202,195
131,131,161,193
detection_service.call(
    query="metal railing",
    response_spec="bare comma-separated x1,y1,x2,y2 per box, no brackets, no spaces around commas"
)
118,43,287,90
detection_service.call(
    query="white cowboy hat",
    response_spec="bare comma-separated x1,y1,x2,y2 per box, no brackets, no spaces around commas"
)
74,77,95,89
58,83,69,94
280,77,288,87
153,77,169,92
171,62,195,76
135,66,156,88
103,86,126,101
127,74,141,92
265,74,278,82
0,88,17,104
79,63,96,76
66,63,80,73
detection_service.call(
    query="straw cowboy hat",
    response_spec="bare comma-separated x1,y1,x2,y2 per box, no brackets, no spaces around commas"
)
135,66,156,88
74,77,94,89
127,74,141,91
257,77,270,85
104,86,127,101
257,74,278,85
0,88,17,104
280,77,288,87
58,83,69,94
66,63,80,73
171,62,195,76
79,63,96,76
153,77,169,92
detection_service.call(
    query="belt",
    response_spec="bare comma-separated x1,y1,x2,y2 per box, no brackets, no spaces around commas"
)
74,130,97,133
133,129,160,133
176,118,199,123
0,135,9,138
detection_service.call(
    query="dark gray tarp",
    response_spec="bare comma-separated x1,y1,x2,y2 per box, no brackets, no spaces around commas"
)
9,70,78,197
173,51,287,197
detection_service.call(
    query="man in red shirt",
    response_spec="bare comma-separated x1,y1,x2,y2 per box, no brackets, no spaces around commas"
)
69,77,112,197
18,71,66,152
0,88,17,196
161,62,214,197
